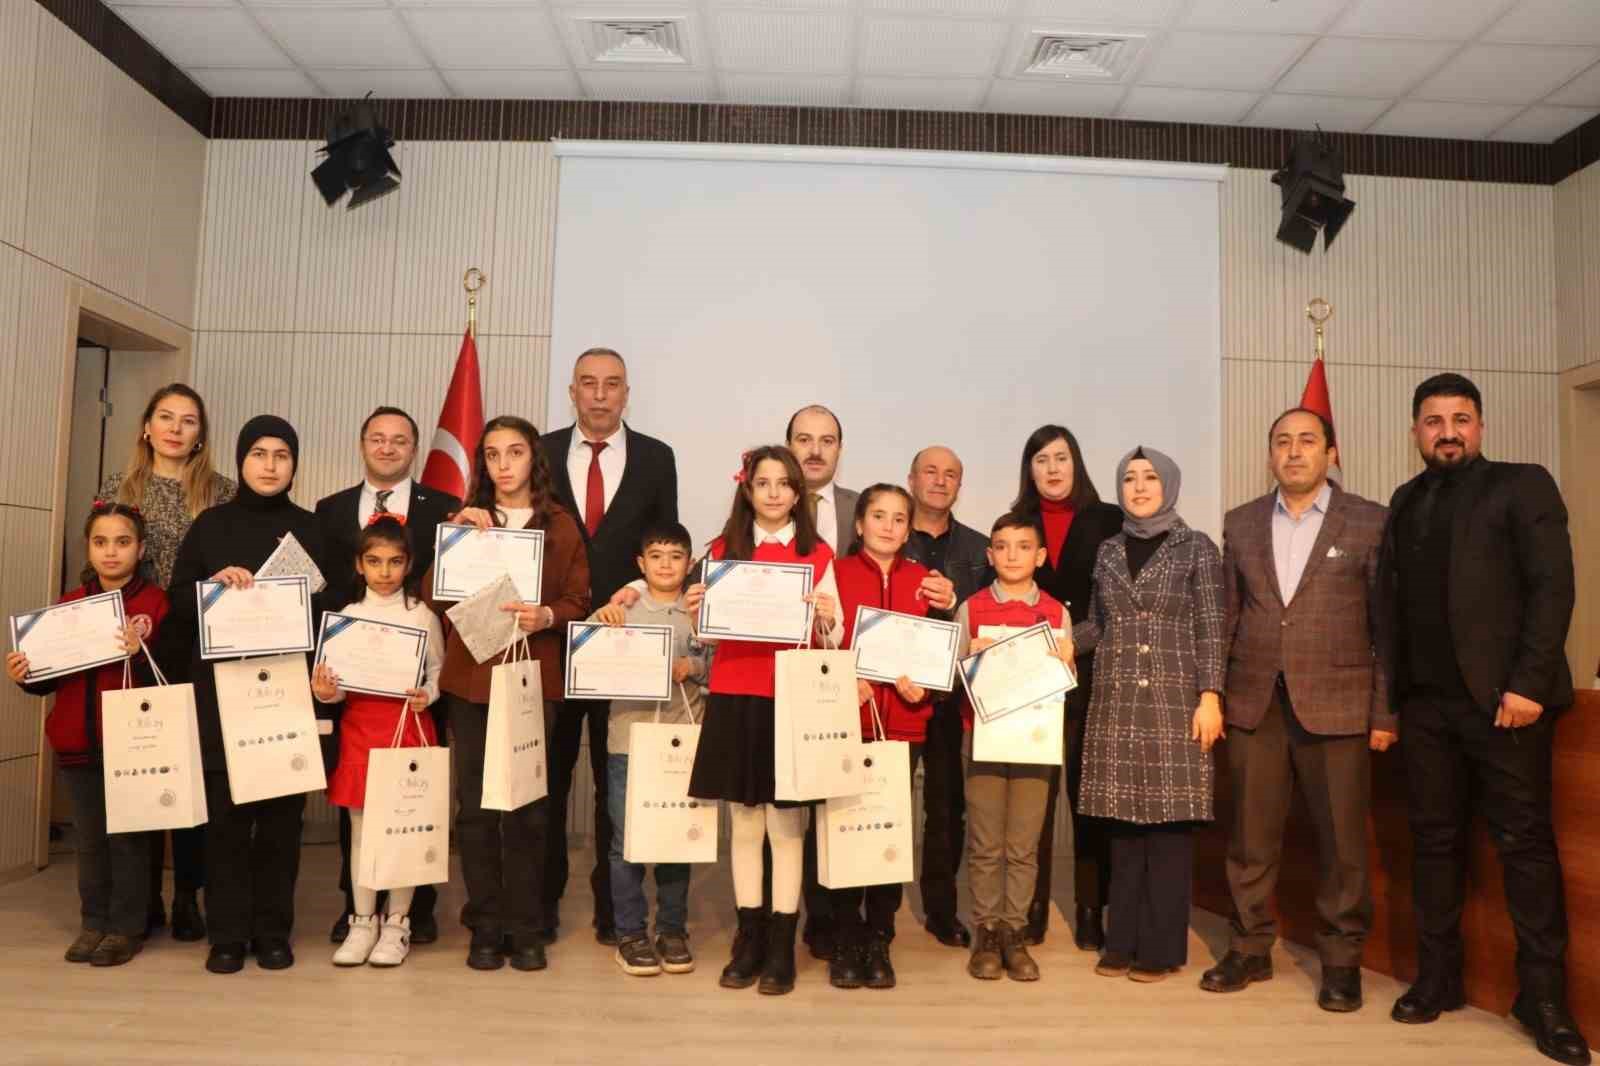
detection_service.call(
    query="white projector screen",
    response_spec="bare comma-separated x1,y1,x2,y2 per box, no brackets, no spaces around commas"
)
549,142,1223,557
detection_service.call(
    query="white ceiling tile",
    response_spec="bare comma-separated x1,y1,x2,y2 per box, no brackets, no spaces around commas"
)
441,68,582,97
1276,36,1458,96
1484,0,1600,45
253,6,429,68
856,76,990,110
1244,92,1391,132
116,6,291,68
712,10,853,73
1019,0,1182,23
1118,84,1258,123
869,0,1013,15
1370,99,1523,139
577,69,715,100
1180,0,1348,34
859,16,1010,76
718,72,850,106
1139,31,1313,90
394,0,554,6
1549,59,1600,105
1333,0,1515,39
402,7,569,67
187,67,323,96
108,0,239,6
1489,103,1599,140
984,78,1127,116
310,67,450,96
1414,43,1600,103
702,0,852,8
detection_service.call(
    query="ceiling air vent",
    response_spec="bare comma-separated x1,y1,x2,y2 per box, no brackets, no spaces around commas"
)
579,18,690,65
1017,32,1145,80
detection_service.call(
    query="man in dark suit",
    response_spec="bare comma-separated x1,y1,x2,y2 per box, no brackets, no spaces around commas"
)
1380,373,1586,1066
315,405,461,945
1201,408,1394,1012
539,347,678,945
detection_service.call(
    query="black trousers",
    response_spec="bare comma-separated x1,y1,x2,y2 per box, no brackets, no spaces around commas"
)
66,766,152,937
543,697,613,931
147,825,205,903
1033,688,1109,915
829,743,925,941
1402,692,1568,997
202,771,305,946
919,700,966,926
450,696,548,939
1105,821,1195,970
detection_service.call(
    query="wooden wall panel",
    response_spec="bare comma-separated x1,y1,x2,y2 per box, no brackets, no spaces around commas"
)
0,0,40,250
0,505,54,761
391,142,504,336
22,11,103,281
194,141,308,332
2,258,70,511
1554,172,1589,373
144,101,208,330
90,66,156,311
293,142,403,335
0,756,39,876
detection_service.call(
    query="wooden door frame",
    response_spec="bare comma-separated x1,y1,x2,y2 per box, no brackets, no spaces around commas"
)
1558,361,1600,691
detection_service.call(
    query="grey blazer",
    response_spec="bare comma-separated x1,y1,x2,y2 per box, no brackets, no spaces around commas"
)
833,485,859,553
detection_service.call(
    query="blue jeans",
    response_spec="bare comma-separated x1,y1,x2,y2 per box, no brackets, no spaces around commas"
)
607,753,690,939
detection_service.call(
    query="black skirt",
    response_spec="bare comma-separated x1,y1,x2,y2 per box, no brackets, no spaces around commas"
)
688,693,807,809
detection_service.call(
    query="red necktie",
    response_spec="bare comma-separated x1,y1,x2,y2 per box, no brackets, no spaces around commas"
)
583,440,607,537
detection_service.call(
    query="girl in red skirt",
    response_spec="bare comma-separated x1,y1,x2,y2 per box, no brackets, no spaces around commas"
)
314,516,444,968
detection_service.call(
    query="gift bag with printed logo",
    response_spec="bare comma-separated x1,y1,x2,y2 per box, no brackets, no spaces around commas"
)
102,644,207,833
972,694,1065,766
360,708,451,890
817,701,914,889
773,647,864,801
482,638,547,811
623,685,718,864
214,653,326,804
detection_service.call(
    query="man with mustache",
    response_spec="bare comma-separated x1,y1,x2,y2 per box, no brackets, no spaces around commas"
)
1380,373,1585,1066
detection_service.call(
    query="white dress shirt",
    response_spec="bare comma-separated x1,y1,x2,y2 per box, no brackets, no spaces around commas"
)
358,479,412,528
567,424,627,514
809,481,838,551
1271,482,1332,605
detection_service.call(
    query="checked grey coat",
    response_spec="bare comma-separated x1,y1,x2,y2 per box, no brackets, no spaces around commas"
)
1072,519,1227,825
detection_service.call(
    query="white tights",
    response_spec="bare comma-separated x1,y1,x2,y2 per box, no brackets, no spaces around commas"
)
729,803,805,913
348,810,415,918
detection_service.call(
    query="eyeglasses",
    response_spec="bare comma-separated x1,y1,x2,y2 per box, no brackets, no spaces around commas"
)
364,435,413,449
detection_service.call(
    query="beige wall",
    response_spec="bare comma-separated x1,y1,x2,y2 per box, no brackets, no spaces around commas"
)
0,0,208,876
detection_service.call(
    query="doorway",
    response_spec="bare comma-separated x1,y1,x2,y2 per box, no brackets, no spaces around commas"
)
1559,367,1600,689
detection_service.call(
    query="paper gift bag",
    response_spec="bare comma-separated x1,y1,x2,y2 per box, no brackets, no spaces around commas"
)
482,639,547,812
773,648,864,802
101,650,207,833
816,739,915,889
972,694,1065,766
624,701,718,864
214,653,327,804
359,711,451,890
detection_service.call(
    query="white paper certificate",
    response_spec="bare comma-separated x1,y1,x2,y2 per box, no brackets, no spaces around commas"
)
431,524,545,603
563,622,673,702
314,613,427,698
9,590,127,682
959,622,1076,723
852,606,961,692
256,532,327,594
197,576,314,660
697,559,814,645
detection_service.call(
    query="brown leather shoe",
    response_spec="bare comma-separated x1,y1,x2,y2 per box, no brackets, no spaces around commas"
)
968,923,1004,980
1000,925,1040,982
90,934,143,967
65,930,103,963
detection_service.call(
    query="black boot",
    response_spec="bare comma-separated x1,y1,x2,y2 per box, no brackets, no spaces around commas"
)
1513,995,1591,1066
758,912,799,996
863,935,896,990
720,907,767,989
1024,901,1049,946
828,931,864,990
1072,904,1104,952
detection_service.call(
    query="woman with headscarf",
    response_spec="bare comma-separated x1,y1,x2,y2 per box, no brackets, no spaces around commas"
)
154,416,326,975
1066,447,1226,983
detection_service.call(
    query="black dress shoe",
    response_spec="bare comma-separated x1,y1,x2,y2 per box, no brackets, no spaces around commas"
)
408,912,438,946
1072,905,1104,952
1199,951,1273,993
254,938,294,970
1391,979,1466,1024
205,942,246,974
595,924,619,947
1513,997,1592,1065
508,937,548,972
828,941,864,989
1318,966,1363,1012
466,930,505,971
330,913,350,943
170,893,206,942
90,934,143,967
863,937,896,990
1023,901,1049,946
924,916,971,949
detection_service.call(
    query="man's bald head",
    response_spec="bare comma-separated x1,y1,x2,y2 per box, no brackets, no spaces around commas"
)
908,444,964,515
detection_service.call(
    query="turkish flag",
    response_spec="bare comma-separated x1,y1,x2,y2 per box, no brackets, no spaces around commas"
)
420,329,483,501
1299,357,1341,482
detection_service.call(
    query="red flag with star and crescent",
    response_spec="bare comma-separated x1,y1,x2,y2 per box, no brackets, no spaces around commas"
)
420,328,483,500
1300,357,1342,483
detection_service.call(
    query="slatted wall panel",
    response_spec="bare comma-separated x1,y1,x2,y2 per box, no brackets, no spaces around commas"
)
0,757,39,874
1582,165,1600,372
0,247,23,508
194,141,308,333
1468,182,1556,374
391,142,504,336
22,12,103,282
145,102,208,330
0,505,55,762
90,66,156,311
1555,171,1589,373
0,0,40,250
5,258,70,511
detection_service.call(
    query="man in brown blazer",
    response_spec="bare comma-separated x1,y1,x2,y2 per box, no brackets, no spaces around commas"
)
1200,407,1396,1012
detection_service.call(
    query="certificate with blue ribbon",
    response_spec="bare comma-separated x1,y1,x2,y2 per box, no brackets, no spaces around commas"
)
851,605,961,692
431,523,545,603
959,621,1076,723
563,621,673,702
197,575,314,660
8,589,127,682
314,613,428,698
696,559,814,645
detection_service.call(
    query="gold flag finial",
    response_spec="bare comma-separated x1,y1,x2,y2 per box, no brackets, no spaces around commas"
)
463,268,487,337
1306,297,1332,359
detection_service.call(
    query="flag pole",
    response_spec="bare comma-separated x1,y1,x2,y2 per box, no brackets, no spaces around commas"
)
1306,296,1331,356
463,267,486,339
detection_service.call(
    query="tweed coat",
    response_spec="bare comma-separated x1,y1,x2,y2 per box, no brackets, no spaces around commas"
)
1073,519,1226,825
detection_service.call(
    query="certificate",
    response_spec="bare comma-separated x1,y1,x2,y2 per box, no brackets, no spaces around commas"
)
9,590,127,682
959,622,1076,723
851,606,961,692
314,613,428,698
697,559,814,645
197,576,314,660
563,622,673,702
432,524,544,603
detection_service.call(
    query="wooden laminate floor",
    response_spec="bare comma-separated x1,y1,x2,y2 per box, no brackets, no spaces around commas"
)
0,841,1552,1066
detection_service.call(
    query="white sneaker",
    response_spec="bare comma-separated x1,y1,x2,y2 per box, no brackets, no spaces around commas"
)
333,914,379,967
368,916,412,968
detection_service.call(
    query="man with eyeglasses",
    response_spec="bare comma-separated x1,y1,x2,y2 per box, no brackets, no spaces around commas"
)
315,405,461,947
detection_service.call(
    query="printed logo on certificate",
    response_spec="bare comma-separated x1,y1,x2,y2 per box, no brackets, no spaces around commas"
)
564,622,673,702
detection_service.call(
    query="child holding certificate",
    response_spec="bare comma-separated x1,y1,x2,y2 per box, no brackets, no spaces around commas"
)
827,484,955,990
7,502,163,968
314,516,444,969
952,512,1074,983
686,446,840,996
